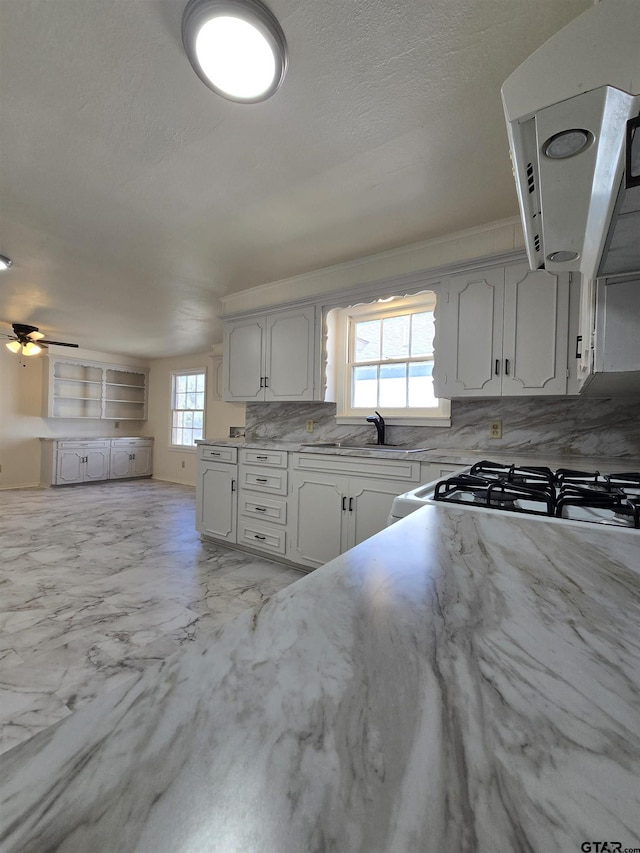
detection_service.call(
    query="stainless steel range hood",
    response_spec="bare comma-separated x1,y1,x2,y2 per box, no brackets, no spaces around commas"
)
501,0,640,282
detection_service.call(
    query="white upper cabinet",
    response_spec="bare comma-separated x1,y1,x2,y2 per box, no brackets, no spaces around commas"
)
223,306,317,402
434,261,570,397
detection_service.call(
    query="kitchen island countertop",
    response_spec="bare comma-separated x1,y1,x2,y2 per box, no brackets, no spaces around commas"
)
1,505,639,852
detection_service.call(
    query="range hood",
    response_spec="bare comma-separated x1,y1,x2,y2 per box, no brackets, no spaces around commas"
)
501,0,640,282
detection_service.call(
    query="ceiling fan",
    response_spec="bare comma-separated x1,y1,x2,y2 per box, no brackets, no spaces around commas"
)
3,323,79,356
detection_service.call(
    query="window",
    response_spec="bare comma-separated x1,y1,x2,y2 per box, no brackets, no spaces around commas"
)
171,370,206,447
333,293,450,423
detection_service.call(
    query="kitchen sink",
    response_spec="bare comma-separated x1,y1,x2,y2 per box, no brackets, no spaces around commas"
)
301,442,427,453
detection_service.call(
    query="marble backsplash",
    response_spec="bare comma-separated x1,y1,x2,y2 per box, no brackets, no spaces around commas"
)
245,397,640,458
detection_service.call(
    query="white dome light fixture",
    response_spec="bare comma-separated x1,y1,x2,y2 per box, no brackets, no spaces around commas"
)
182,0,288,103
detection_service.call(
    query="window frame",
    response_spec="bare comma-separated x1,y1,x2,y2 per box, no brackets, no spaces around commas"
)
333,292,450,425
169,368,207,450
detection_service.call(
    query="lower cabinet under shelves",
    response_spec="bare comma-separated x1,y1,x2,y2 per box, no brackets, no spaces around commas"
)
40,438,153,486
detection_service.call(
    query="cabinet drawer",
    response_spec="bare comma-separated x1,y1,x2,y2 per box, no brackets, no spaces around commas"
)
237,521,286,556
199,445,238,464
58,440,111,450
293,452,421,483
240,448,287,468
239,467,288,495
110,438,153,448
238,492,287,525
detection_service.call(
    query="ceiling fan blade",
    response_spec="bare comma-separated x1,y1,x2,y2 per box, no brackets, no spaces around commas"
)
38,339,79,348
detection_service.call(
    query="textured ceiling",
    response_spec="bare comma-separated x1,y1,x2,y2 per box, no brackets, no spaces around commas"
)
0,0,592,358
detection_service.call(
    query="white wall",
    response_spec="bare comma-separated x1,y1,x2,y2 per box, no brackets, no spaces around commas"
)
143,351,245,486
0,345,147,489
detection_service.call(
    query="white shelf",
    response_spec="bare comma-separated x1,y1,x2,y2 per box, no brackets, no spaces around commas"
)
44,357,148,421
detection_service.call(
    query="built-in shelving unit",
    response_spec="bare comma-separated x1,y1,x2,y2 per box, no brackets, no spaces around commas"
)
43,357,149,420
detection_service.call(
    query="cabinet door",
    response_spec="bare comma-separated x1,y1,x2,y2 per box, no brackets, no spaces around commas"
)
347,478,410,549
501,264,569,396
110,447,132,479
56,450,85,484
84,448,110,481
197,463,237,542
436,267,504,397
131,446,153,477
264,307,316,401
223,318,264,401
289,471,347,569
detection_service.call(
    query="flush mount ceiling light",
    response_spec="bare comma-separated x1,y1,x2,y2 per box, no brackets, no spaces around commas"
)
542,129,593,160
182,0,288,103
0,254,13,270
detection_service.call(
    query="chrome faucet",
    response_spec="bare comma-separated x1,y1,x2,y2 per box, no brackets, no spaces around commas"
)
366,411,386,445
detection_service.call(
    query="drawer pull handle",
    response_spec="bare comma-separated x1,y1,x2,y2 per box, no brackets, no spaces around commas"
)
209,451,221,456
256,455,268,460
575,335,582,358
256,477,268,483
254,534,266,540
255,506,267,512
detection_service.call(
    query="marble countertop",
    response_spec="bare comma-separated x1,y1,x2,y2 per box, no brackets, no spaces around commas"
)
39,436,153,442
198,438,640,471
1,505,639,852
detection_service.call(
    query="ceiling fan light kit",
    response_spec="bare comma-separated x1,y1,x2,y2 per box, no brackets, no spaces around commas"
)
3,323,79,357
182,0,288,103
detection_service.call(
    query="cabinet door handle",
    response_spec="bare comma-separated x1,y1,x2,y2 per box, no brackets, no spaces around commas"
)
259,377,264,388
504,358,510,375
255,506,267,512
256,477,268,483
264,376,269,387
231,479,236,492
254,534,266,540
348,497,353,512
342,496,347,511
495,359,500,375
575,335,582,358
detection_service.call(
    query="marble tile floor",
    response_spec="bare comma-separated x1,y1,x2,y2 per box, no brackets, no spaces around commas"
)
0,480,304,756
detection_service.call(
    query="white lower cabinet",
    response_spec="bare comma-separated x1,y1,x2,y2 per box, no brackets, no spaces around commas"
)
56,441,111,485
41,437,153,486
236,448,289,557
109,439,153,479
288,454,421,569
196,454,238,543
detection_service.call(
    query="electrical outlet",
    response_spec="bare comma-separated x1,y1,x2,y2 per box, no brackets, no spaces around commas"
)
181,460,186,469
305,420,314,433
114,421,120,429
489,420,502,439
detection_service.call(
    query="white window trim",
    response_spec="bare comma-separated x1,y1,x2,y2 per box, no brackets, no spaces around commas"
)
332,292,451,425
169,368,207,450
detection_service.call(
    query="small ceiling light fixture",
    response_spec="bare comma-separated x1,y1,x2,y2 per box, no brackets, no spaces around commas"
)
547,250,580,263
0,254,13,270
182,0,288,103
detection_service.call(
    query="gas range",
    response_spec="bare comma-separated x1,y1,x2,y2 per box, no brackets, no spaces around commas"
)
389,460,640,529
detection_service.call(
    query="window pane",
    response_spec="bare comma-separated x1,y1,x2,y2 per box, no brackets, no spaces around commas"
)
408,362,436,406
352,365,378,407
195,390,205,408
354,320,380,362
176,375,187,393
382,314,410,359
193,411,203,429
411,312,435,357
379,362,407,407
183,411,193,429
173,427,183,446
186,374,197,392
196,374,205,392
